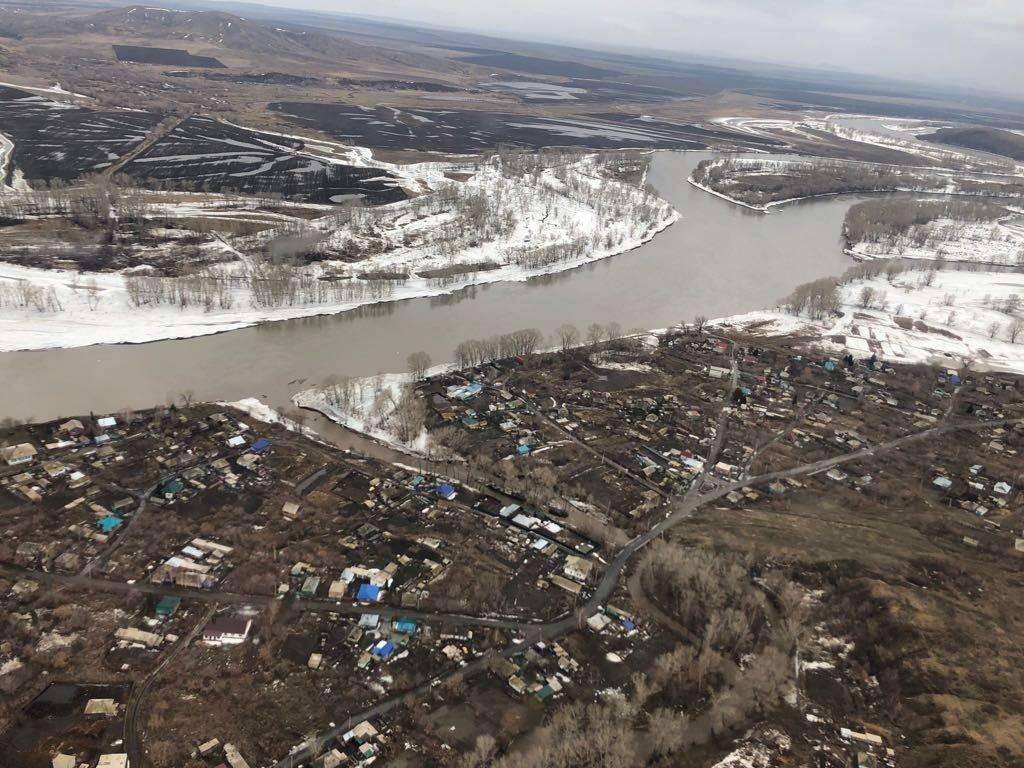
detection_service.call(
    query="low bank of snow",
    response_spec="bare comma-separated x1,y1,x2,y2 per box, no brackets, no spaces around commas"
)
715,268,1024,374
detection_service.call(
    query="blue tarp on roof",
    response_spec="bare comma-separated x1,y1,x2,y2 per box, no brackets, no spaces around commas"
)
250,438,271,453
97,515,123,533
357,583,381,602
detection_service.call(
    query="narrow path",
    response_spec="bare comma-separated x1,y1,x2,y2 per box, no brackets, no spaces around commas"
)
104,116,185,179
125,602,217,768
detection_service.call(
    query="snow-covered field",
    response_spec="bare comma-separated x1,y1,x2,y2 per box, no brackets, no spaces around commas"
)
0,152,677,352
715,268,1024,374
849,215,1024,266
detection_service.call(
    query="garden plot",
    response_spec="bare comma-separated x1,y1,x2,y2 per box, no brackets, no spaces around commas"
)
122,116,407,205
0,85,161,182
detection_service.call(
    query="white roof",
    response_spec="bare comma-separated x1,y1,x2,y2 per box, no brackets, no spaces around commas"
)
97,416,117,428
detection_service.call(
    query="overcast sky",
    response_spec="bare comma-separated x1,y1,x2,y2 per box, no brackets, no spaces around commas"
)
252,0,1024,97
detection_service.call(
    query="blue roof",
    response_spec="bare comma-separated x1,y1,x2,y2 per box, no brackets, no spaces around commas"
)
437,483,456,498
373,641,396,659
517,444,531,455
356,584,381,601
623,619,636,631
97,515,123,533
394,618,418,634
250,438,271,453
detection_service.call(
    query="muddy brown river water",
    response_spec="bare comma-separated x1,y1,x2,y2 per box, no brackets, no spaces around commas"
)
0,151,858,426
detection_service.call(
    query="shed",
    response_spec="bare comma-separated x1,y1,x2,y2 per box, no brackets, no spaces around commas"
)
437,483,457,500
250,438,271,454
84,698,118,716
97,516,123,534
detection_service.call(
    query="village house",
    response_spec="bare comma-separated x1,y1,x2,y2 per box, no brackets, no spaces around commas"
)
2,443,38,466
563,555,595,584
203,615,253,646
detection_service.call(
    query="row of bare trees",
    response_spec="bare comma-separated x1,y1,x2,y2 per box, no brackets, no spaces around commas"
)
0,281,63,312
453,328,543,367
694,157,1024,206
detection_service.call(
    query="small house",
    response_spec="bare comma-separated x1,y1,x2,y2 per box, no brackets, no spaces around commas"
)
563,555,594,584
203,616,252,646
372,640,396,660
299,576,321,598
393,618,418,634
155,596,181,618
1,443,37,466
356,583,381,602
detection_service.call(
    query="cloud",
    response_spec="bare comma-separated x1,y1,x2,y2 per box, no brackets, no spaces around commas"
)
258,0,1024,96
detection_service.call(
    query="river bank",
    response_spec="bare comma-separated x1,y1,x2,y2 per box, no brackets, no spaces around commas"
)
0,150,860,423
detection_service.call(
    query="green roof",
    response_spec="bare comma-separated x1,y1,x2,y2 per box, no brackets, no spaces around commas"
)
155,596,181,616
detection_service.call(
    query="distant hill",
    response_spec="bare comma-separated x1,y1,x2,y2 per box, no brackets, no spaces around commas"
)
8,5,463,75
82,6,365,61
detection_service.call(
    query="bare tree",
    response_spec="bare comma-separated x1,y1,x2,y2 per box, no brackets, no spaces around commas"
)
407,351,432,380
586,323,606,346
1008,318,1024,344
557,323,580,352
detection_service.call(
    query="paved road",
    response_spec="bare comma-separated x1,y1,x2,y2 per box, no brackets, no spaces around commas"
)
0,562,540,631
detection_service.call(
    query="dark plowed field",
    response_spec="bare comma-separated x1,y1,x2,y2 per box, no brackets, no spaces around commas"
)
0,86,162,182
122,116,406,204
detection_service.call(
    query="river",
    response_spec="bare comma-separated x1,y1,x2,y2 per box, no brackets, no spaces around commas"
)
0,151,857,426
